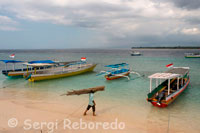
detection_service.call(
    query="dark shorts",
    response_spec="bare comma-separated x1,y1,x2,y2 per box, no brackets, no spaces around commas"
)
86,105,95,112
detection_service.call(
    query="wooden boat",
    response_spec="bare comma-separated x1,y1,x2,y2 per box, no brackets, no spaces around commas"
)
185,53,200,58
147,67,190,108
97,63,140,80
0,60,56,78
0,60,25,77
105,71,130,80
26,61,97,82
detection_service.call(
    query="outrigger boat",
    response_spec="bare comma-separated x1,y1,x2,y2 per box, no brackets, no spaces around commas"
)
97,63,140,80
26,60,97,82
147,67,190,108
185,53,200,58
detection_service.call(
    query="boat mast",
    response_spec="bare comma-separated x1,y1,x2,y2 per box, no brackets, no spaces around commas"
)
27,65,29,75
13,63,15,71
168,78,170,95
5,63,7,71
150,78,152,92
177,77,179,90
181,78,183,86
156,79,158,87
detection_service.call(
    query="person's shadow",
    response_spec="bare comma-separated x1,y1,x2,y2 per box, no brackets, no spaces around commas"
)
97,105,118,114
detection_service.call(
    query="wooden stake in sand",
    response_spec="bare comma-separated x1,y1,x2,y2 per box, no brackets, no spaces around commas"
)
61,86,105,96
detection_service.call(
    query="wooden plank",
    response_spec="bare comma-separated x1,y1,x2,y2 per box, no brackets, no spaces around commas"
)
61,86,105,96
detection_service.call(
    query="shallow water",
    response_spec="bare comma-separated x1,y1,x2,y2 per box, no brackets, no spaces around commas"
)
0,49,200,132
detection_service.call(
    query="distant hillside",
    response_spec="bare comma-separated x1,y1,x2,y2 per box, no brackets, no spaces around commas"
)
131,46,200,49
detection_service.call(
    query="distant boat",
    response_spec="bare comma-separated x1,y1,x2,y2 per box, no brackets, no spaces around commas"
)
147,67,190,108
26,61,97,82
130,51,142,56
185,53,200,58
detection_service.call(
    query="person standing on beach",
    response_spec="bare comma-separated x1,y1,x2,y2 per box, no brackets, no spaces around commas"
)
83,91,96,116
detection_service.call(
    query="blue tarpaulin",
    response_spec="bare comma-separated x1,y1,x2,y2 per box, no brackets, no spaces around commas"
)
105,63,128,68
28,60,55,64
0,60,24,63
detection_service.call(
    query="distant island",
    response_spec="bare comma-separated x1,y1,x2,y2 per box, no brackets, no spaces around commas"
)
131,46,200,49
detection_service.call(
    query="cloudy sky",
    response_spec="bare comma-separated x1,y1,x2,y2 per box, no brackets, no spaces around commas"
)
0,0,200,49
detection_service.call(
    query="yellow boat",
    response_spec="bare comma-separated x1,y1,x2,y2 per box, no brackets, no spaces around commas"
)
27,62,97,82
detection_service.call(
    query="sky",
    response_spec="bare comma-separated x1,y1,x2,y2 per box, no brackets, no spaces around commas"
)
0,0,200,49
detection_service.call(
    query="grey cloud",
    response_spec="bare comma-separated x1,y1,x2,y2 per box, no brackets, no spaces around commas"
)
1,0,200,47
152,0,200,10
172,0,200,10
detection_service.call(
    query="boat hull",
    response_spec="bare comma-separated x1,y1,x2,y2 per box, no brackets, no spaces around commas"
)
131,54,142,56
7,72,26,77
148,78,190,108
185,56,200,58
2,67,48,78
28,64,97,82
105,72,130,80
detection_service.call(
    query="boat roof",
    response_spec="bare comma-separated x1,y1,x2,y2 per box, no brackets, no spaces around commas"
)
105,63,128,68
148,73,181,79
0,60,24,63
23,60,56,67
28,60,55,64
164,67,189,76
148,67,189,79
24,63,55,67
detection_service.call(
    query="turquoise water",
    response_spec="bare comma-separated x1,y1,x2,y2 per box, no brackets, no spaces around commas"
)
0,49,200,132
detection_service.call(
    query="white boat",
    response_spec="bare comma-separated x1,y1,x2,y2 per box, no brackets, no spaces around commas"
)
185,53,200,58
130,51,142,56
26,61,97,82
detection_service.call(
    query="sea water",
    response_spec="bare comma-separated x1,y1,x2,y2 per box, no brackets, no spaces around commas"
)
0,49,200,132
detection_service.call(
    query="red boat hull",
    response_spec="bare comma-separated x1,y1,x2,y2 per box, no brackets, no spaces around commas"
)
151,101,168,108
105,72,130,80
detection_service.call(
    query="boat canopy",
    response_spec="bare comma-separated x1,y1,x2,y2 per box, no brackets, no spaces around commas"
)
148,67,189,79
24,63,55,67
148,73,180,79
165,67,189,76
28,60,55,64
105,63,128,68
0,60,24,63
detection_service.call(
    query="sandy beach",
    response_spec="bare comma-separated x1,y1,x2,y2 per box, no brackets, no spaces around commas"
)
0,93,131,133
0,88,200,133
